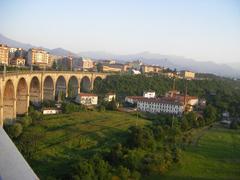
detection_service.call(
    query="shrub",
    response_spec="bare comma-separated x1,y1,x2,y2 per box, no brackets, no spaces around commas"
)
19,116,32,128
5,123,23,139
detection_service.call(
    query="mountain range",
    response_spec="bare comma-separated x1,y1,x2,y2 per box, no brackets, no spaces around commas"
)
0,33,239,78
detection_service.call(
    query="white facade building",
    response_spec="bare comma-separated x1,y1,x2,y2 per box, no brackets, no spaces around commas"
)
104,93,116,102
143,91,156,98
43,108,61,115
137,98,184,115
75,93,98,106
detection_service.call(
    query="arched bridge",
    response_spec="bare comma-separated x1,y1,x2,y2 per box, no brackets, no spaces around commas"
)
0,71,108,126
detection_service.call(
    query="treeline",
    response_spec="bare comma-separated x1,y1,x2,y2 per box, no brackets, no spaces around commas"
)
93,74,240,116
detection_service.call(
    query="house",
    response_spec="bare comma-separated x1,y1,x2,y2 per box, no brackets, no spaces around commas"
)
104,93,116,102
75,93,98,106
143,91,156,98
42,108,61,115
131,69,141,75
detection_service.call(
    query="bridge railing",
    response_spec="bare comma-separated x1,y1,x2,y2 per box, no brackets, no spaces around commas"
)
0,70,109,77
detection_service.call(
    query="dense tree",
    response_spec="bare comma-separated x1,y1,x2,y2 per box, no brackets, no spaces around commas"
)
204,105,218,124
71,160,95,180
127,126,155,150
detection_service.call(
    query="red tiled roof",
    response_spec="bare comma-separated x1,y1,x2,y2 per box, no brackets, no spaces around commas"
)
79,93,97,97
125,96,147,100
138,97,184,106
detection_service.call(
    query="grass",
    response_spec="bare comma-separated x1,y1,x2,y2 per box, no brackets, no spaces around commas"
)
147,124,240,180
21,111,149,179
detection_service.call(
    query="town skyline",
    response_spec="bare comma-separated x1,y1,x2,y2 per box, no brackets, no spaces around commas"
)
1,0,240,64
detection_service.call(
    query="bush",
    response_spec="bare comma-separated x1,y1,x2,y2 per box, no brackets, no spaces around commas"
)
5,123,23,139
30,110,43,122
19,116,32,128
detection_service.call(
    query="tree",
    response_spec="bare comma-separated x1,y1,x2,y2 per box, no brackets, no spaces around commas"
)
72,160,95,180
127,126,155,150
107,143,123,166
90,155,111,180
123,149,144,171
116,166,131,180
51,61,57,70
181,117,189,131
204,105,217,124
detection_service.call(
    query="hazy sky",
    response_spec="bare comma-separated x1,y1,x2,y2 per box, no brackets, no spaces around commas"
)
1,0,240,63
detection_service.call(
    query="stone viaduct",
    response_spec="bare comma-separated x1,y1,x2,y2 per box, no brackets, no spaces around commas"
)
0,71,107,126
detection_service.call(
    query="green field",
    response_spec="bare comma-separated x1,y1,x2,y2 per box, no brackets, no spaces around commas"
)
19,111,149,178
148,124,240,180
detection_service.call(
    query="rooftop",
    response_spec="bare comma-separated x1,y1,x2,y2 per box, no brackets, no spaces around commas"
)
79,93,97,97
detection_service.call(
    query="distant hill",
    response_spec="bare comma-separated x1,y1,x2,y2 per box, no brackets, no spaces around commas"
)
78,51,240,78
0,33,239,78
0,34,36,50
0,34,77,57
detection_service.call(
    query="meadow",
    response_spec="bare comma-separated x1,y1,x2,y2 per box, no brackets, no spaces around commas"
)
147,124,240,180
18,111,149,179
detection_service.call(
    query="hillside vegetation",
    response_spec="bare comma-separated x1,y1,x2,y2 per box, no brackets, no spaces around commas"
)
148,124,240,180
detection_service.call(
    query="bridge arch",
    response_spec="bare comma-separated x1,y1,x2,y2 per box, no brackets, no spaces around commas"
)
43,76,54,101
3,79,15,122
80,76,91,93
30,76,41,104
68,76,79,98
55,76,67,101
16,77,28,115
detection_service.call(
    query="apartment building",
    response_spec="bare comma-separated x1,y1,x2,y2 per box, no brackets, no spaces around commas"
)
27,48,49,67
141,65,163,73
0,44,9,65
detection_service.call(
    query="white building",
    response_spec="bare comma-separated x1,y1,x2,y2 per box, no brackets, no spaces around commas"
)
42,108,61,115
137,98,184,115
104,93,116,102
73,57,93,71
75,93,98,106
143,91,156,98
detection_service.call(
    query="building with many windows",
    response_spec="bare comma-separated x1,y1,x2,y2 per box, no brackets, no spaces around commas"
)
27,48,49,67
137,98,185,115
0,44,9,65
180,70,195,79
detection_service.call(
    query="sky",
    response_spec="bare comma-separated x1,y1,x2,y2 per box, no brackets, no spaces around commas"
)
1,0,240,63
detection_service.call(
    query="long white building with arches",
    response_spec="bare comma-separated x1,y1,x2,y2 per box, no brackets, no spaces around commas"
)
0,71,107,126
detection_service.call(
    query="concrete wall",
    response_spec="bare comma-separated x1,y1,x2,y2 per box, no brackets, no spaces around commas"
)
0,127,39,180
